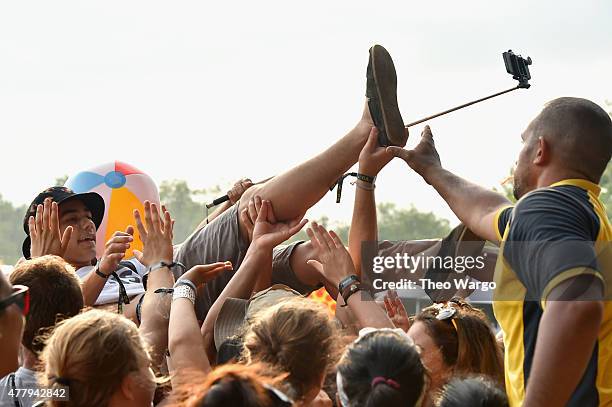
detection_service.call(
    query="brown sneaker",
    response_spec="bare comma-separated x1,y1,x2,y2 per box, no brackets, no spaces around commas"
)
366,44,407,147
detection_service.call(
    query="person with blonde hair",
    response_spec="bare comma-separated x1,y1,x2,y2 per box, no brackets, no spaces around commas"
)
39,309,156,407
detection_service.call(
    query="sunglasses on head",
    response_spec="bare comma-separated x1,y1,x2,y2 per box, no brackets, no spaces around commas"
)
0,285,30,316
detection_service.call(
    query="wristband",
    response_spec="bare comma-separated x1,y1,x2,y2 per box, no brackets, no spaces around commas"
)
340,283,365,307
149,261,186,275
94,265,110,279
331,172,376,203
174,279,197,292
172,285,196,304
338,274,360,294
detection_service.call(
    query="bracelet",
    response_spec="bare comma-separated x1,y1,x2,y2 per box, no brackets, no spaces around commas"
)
94,265,110,279
340,283,365,307
172,285,196,304
354,179,376,191
338,274,360,294
174,279,197,292
149,261,186,275
331,172,376,203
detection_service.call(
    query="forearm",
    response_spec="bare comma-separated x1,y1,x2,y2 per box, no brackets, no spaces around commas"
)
346,290,394,330
169,297,211,386
425,167,510,242
201,245,272,361
524,300,603,407
80,272,108,306
348,183,378,277
139,266,175,369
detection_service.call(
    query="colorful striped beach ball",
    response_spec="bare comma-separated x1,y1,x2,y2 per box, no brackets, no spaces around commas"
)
65,162,160,259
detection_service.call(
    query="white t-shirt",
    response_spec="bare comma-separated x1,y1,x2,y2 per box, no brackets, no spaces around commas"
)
76,259,147,305
0,367,38,407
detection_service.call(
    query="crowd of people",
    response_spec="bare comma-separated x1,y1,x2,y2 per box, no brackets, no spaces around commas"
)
0,45,610,407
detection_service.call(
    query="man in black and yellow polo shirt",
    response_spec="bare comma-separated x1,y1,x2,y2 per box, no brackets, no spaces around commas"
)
388,97,612,406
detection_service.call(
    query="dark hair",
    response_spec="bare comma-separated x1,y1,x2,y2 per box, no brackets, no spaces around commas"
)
534,97,612,182
217,336,244,365
9,255,83,354
437,376,508,407
337,331,426,407
173,363,285,407
415,299,504,384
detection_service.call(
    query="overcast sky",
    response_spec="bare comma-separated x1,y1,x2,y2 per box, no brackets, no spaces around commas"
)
1,0,610,227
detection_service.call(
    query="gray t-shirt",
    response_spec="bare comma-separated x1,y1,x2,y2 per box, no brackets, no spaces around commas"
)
0,367,38,407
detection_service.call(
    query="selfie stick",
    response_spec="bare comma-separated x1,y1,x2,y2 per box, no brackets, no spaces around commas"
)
405,85,522,128
405,50,532,128
206,176,274,209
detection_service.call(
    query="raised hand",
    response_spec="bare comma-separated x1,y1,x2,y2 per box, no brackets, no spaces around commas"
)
227,178,254,204
97,227,135,276
28,198,73,258
387,125,441,180
248,196,307,250
383,289,411,332
305,221,356,289
179,262,233,287
359,126,395,176
132,201,174,266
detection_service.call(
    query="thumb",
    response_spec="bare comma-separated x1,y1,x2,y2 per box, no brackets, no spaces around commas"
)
306,259,324,274
132,249,144,263
125,225,135,236
386,146,413,162
364,126,378,150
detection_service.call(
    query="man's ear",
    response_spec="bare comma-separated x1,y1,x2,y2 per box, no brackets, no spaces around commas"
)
533,136,550,166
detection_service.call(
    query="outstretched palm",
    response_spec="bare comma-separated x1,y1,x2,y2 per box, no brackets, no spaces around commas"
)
251,198,307,249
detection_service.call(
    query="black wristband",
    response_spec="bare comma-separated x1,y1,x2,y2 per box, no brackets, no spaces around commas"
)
341,283,365,307
149,261,186,275
338,274,360,294
94,266,110,279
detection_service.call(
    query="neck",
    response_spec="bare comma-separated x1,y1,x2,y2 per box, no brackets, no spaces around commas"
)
535,168,590,190
21,347,39,371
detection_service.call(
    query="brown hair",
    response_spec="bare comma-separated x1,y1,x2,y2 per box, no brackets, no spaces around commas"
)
9,255,83,354
39,309,151,407
172,363,281,407
242,297,339,401
415,299,504,384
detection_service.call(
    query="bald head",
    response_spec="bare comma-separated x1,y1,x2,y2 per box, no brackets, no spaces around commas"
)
529,97,612,182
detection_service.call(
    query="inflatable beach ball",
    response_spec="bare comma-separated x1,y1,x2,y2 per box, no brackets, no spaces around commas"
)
65,162,160,259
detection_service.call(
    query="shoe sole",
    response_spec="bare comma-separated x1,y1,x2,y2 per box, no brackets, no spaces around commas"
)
370,45,407,147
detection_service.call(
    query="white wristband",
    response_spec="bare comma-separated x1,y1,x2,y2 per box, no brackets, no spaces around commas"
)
172,285,196,305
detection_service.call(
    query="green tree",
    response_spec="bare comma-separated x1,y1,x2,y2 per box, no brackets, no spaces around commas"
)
159,180,221,244
0,195,27,265
287,203,451,245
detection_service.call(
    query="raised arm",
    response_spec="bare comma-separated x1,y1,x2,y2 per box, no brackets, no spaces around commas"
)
131,201,176,370
200,197,307,363
167,261,232,386
348,127,393,274
307,222,394,330
387,126,511,243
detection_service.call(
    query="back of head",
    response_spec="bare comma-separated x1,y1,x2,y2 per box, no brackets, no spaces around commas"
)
337,330,426,407
243,297,338,401
416,299,504,385
176,364,283,407
531,97,612,182
437,376,508,407
9,255,83,354
40,309,150,407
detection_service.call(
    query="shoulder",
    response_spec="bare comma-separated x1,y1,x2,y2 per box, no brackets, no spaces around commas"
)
509,186,600,240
